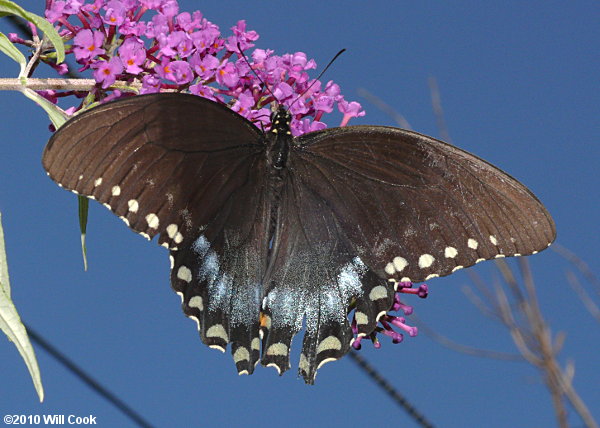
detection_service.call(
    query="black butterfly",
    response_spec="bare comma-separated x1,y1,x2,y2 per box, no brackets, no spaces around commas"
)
43,93,555,383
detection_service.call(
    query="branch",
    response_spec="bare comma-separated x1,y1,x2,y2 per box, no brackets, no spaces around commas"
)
0,78,139,91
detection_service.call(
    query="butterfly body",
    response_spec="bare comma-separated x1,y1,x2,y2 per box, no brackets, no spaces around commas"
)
43,93,555,383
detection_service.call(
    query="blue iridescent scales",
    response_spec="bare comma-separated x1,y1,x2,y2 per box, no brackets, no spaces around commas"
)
43,93,556,383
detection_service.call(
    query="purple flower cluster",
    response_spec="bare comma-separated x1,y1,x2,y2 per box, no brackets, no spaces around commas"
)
351,282,428,349
30,0,366,134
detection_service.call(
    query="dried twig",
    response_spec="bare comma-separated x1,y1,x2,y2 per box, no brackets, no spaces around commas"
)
552,243,600,295
412,314,522,361
427,77,452,143
356,88,412,129
566,271,600,322
472,259,598,428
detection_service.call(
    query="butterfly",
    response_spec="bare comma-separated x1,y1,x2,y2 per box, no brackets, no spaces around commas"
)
42,92,556,383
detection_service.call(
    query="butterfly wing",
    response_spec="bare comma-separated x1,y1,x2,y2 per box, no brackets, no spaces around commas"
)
43,93,270,374
294,125,555,283
269,125,555,382
260,167,392,383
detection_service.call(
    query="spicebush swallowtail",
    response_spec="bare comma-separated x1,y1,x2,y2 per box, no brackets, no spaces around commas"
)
43,93,555,383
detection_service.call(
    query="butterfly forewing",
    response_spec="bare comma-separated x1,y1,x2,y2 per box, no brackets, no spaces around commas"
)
43,94,265,246
295,126,556,284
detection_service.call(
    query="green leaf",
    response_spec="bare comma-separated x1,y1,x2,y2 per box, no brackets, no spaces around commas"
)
20,87,68,129
78,196,89,271
0,212,44,402
0,0,65,64
0,31,26,74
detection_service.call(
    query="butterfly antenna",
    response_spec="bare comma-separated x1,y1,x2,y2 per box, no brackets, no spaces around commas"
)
289,48,346,109
236,42,277,105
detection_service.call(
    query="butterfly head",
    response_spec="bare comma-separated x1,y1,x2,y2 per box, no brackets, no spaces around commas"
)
269,106,292,136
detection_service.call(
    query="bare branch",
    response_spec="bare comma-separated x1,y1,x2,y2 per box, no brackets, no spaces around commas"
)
356,88,412,129
428,76,452,143
566,271,600,322
0,78,141,92
467,259,598,428
412,314,522,361
552,243,600,295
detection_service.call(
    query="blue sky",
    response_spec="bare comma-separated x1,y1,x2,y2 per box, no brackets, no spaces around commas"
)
1,1,599,427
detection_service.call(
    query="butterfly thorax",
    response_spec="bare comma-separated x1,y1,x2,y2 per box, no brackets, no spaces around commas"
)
267,106,293,169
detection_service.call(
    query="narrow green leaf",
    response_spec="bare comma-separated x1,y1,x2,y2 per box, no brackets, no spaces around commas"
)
0,213,10,298
0,212,45,402
20,87,67,129
0,0,65,63
78,196,89,271
0,31,26,75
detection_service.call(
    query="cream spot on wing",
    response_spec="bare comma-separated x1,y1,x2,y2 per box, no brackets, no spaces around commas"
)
495,254,506,259
468,238,478,249
188,295,203,310
489,235,498,245
400,277,411,283
475,258,485,263
317,357,338,370
111,185,121,196
514,253,522,257
532,250,538,255
299,353,309,373
119,216,130,226
418,254,435,269
452,265,463,272
102,203,111,209
140,232,150,240
160,242,169,248
238,370,249,376
94,177,102,187
251,338,260,350
145,213,159,229
393,256,408,272
425,274,439,280
266,343,288,356
177,265,192,283
174,232,183,244
445,247,458,258
316,336,342,354
166,224,178,238
233,347,250,363
71,189,79,195
206,324,228,342
384,263,395,275
355,311,369,325
127,199,139,213
176,291,183,303
78,175,83,180
369,285,388,301
209,345,226,353
169,255,174,269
